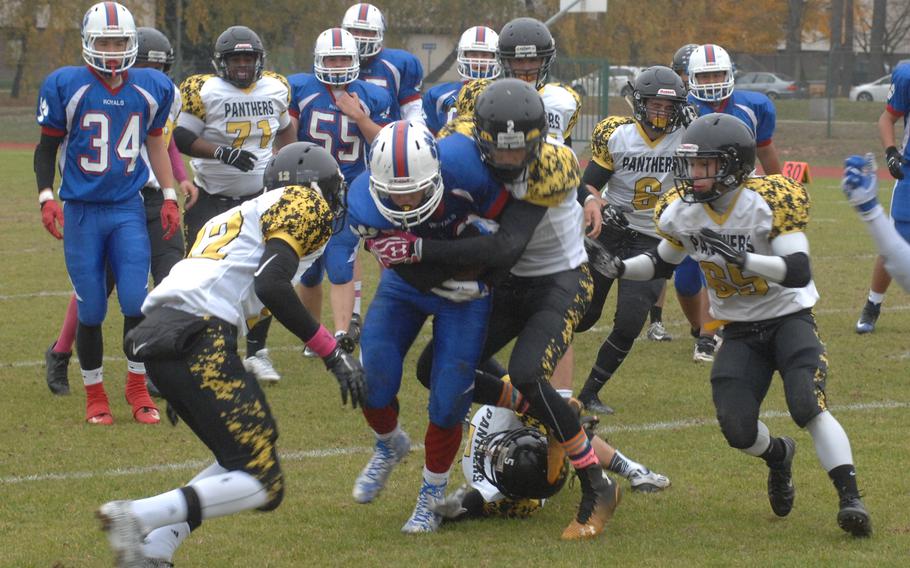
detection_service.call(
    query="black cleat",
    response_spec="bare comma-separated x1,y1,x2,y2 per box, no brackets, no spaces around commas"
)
767,436,796,517
562,465,621,540
578,392,615,415
855,300,881,334
837,494,873,537
44,342,71,396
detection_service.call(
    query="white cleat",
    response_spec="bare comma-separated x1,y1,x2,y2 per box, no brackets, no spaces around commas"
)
352,430,411,504
243,349,281,383
401,479,446,534
628,468,671,493
97,500,146,568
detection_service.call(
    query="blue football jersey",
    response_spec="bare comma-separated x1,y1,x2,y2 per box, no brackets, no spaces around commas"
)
288,73,392,181
36,66,176,203
887,64,910,162
360,48,424,120
422,81,465,134
689,89,776,146
346,131,508,241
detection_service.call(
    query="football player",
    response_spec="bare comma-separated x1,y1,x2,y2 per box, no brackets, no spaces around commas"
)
852,63,910,333
369,80,621,540
97,143,366,567
574,66,690,414
44,25,190,398
421,25,499,134
35,2,177,424
173,25,296,383
342,3,425,123
346,120,510,533
589,113,872,537
288,27,392,354
671,43,698,89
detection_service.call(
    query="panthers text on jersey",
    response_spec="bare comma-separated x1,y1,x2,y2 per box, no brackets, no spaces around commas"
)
539,82,581,144
178,71,291,197
656,175,817,322
422,80,464,134
288,72,392,181
689,89,776,147
590,116,684,238
36,66,176,203
144,185,334,333
359,47,423,120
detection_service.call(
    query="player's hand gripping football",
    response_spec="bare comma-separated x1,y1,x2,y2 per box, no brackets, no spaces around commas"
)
365,230,422,267
842,153,883,221
214,145,257,172
323,346,368,408
699,228,747,267
41,199,64,240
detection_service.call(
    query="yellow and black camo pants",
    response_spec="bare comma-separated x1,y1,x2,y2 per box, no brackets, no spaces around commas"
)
146,317,284,510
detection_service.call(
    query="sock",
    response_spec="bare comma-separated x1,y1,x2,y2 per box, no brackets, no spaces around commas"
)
131,488,189,531
54,295,79,354
741,421,772,458
81,367,103,387
491,379,529,413
363,405,398,435
353,280,363,315
127,360,146,375
563,430,598,469
142,522,191,563
246,316,272,355
76,323,104,371
191,470,268,520
760,437,787,464
425,422,462,474
868,291,884,305
828,464,859,497
423,466,448,487
806,411,854,471
650,305,663,323
556,388,573,400
607,450,644,478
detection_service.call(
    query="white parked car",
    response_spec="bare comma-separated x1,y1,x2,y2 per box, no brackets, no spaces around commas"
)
571,66,645,97
849,74,892,102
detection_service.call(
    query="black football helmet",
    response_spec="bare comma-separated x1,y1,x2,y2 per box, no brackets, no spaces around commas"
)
263,142,347,227
473,78,547,182
135,27,174,74
671,43,699,80
497,17,556,90
213,26,265,88
479,427,568,500
631,66,688,133
673,113,756,203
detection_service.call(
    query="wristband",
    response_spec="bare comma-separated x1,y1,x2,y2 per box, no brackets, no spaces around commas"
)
162,187,178,201
306,324,338,358
584,194,596,205
38,189,54,205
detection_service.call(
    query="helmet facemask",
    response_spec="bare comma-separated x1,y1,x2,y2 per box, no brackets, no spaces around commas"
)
457,27,500,80
634,93,685,134
342,3,385,59
673,145,745,203
478,428,567,500
216,50,263,89
81,2,138,77
314,29,360,86
474,123,543,183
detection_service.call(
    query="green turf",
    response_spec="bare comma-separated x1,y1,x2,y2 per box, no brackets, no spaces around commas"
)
1,138,908,565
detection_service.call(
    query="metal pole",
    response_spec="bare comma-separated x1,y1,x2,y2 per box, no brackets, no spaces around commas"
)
545,0,585,27
826,46,833,139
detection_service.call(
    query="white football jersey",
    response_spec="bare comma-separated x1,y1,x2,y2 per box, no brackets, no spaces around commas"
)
591,116,683,238
464,405,524,503
507,141,587,277
143,185,333,333
178,72,291,197
539,82,580,144
656,175,818,322
142,82,183,189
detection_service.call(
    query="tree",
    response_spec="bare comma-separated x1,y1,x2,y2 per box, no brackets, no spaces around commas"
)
785,0,808,80
869,0,887,76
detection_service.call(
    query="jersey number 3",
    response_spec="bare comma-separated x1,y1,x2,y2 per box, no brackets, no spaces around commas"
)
79,112,141,175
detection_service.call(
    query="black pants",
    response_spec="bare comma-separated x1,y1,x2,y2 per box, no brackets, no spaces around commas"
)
711,308,828,450
141,186,185,285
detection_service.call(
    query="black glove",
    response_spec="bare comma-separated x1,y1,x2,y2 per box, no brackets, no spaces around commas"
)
323,346,367,408
600,203,631,246
699,228,746,267
214,145,257,172
584,235,625,279
680,103,699,128
886,146,905,180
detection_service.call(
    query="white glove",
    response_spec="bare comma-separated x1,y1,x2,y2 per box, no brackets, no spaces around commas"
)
431,279,489,302
842,153,883,221
429,484,469,519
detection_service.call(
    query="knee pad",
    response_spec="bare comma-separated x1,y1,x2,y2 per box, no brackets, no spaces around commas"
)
674,257,705,297
717,412,759,450
77,299,107,327
299,257,325,287
604,329,636,355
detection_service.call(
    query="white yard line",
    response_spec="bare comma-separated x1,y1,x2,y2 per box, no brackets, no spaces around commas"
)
1,400,904,485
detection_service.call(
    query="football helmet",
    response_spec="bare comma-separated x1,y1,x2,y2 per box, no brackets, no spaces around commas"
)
631,66,688,133
498,17,556,90
671,43,699,79
478,427,569,500
673,113,756,203
342,3,385,59
688,44,735,102
457,26,500,80
314,28,360,86
81,2,138,75
368,121,444,229
135,27,174,74
263,142,347,223
473,78,547,182
213,26,265,89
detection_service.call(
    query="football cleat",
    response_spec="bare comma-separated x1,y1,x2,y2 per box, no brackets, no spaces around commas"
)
334,330,356,355
837,493,872,537
44,342,71,396
646,321,672,342
855,300,881,334
243,349,281,383
125,375,160,425
97,500,146,568
139,560,173,568
562,465,621,540
401,479,446,533
693,335,717,363
86,386,114,426
352,430,411,504
302,345,319,358
767,436,796,517
578,392,615,415
628,468,671,493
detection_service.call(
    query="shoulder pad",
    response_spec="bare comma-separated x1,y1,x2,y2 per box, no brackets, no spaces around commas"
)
260,185,334,257
590,116,635,169
437,114,474,139
179,74,216,121
744,175,810,238
653,190,685,248
525,143,580,207
262,71,291,104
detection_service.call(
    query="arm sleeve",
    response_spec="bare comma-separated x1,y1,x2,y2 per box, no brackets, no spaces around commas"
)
579,160,613,203
419,198,547,268
863,213,910,292
742,231,811,287
34,132,63,191
622,240,685,280
168,138,188,183
173,126,199,155
254,239,323,343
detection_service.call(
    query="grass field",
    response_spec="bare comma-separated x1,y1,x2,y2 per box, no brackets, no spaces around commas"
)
1,123,909,566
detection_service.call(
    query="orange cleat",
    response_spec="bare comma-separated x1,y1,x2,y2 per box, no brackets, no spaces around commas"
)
125,373,160,425
561,466,621,540
85,383,114,425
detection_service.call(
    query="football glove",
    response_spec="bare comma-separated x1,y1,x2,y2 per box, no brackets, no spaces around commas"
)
584,235,624,279
160,197,180,240
429,484,469,519
431,279,489,302
885,146,905,180
214,145,257,172
842,153,883,220
680,103,699,128
699,228,746,267
323,346,367,408
365,231,422,267
41,199,64,240
599,203,631,246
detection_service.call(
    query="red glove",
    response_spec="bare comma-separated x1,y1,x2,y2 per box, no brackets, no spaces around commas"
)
365,230,422,268
160,199,180,240
41,200,64,240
